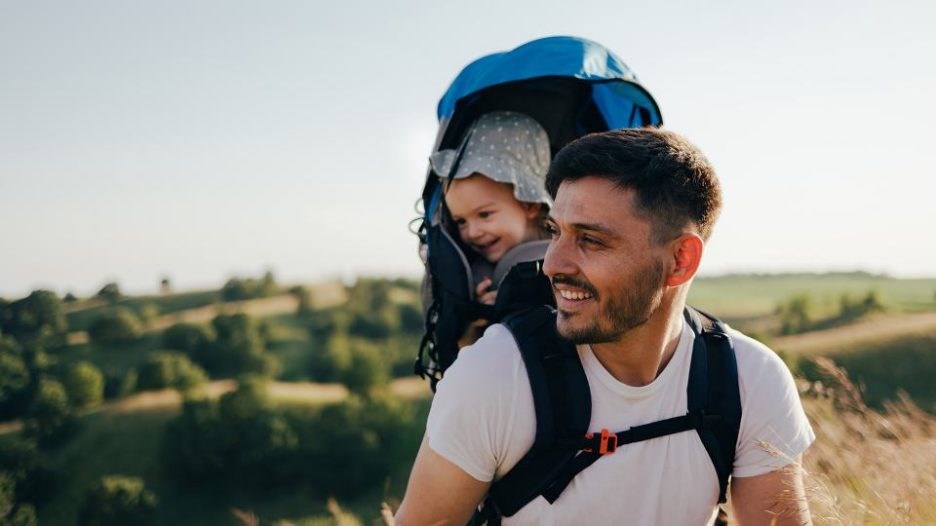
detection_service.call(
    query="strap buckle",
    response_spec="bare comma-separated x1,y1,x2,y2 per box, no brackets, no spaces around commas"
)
582,429,617,455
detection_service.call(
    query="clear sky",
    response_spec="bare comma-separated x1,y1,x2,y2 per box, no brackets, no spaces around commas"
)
2,0,935,297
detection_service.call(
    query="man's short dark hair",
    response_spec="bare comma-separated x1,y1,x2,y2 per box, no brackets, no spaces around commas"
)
546,128,722,243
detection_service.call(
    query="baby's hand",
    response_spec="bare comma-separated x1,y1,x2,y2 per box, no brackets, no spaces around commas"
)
476,278,497,305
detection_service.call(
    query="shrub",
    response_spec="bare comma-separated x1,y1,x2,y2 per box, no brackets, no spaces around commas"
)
87,308,142,346
775,293,813,335
309,333,352,382
838,289,886,321
62,362,104,409
398,302,424,335
289,286,313,315
342,341,389,398
161,323,212,356
137,303,160,328
162,377,297,486
96,283,122,305
348,311,395,339
136,352,207,392
206,314,276,377
0,291,67,348
220,272,277,302
78,475,158,526
0,437,51,523
293,395,425,497
0,352,29,413
102,369,137,400
24,379,72,446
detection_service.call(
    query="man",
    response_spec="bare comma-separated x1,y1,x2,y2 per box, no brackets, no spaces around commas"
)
396,129,815,525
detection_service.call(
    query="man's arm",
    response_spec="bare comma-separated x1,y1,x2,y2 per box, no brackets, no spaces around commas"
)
395,435,490,525
730,457,812,526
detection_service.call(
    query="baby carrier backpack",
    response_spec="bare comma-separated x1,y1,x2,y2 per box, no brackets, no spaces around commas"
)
413,36,663,388
413,36,742,525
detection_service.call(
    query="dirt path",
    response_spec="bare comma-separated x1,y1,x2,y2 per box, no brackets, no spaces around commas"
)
773,311,936,355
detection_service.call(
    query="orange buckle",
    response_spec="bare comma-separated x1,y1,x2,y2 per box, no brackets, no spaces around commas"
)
583,429,617,455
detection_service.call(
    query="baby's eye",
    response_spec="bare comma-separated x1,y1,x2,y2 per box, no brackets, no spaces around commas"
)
454,218,467,228
478,210,495,219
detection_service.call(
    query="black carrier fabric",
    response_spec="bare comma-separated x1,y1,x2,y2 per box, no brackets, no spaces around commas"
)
477,305,742,524
416,231,554,389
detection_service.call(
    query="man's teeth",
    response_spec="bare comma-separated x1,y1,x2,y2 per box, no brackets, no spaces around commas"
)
559,290,593,300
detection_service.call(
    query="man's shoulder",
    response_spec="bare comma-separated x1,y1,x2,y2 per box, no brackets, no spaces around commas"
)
436,323,527,394
724,326,792,382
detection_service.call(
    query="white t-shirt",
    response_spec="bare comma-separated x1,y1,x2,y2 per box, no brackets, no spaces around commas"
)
426,319,815,525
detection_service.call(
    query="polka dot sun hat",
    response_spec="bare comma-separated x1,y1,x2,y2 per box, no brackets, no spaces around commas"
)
430,111,553,207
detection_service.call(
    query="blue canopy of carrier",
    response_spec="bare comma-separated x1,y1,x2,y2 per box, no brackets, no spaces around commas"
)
437,36,663,129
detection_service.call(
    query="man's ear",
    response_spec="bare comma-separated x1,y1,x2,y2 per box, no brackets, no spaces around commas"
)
666,234,704,287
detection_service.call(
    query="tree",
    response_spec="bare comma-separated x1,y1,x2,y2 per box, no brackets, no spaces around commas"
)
208,314,276,377
161,323,212,357
1,338,39,421
24,379,72,446
342,341,389,398
776,293,813,335
137,303,160,329
62,362,104,409
159,277,171,295
259,270,278,297
63,293,78,304
135,352,207,392
78,475,158,526
0,291,67,348
220,272,278,302
0,437,45,526
398,303,424,335
96,283,122,305
0,350,29,415
102,369,136,400
87,309,142,347
161,377,297,486
289,286,313,315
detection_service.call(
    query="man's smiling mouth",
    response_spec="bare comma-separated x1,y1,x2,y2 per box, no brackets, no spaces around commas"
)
558,289,593,300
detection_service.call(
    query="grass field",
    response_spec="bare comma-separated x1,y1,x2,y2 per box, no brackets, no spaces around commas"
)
65,290,222,332
32,379,430,526
689,272,936,319
10,273,936,524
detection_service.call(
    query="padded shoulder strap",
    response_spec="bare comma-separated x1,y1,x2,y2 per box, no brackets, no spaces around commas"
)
485,306,590,517
685,306,742,504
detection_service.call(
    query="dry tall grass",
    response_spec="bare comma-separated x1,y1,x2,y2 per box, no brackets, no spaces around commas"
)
799,358,936,525
233,359,936,525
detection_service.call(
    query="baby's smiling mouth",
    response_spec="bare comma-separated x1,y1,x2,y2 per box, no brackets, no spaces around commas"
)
474,238,500,253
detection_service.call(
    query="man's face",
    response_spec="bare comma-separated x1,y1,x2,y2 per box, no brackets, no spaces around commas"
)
543,177,668,344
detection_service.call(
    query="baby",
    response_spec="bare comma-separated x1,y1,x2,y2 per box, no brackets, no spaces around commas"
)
431,111,552,343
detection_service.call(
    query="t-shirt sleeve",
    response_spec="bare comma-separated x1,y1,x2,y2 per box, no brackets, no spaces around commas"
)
425,325,524,482
731,331,816,478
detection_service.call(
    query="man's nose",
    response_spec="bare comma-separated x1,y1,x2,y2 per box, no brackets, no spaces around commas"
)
543,234,577,279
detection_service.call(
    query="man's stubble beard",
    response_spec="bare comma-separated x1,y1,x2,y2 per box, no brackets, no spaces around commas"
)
557,258,666,345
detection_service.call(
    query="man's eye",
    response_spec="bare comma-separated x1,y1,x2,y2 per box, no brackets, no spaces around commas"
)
581,236,602,247
544,224,558,237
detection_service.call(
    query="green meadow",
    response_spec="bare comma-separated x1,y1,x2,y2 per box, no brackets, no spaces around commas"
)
2,272,935,525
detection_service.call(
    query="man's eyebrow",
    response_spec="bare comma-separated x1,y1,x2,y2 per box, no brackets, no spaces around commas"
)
546,215,619,238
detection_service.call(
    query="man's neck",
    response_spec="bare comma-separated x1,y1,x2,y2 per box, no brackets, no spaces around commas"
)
586,296,686,387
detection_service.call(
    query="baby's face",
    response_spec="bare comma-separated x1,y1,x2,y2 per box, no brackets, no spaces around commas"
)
445,174,541,263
